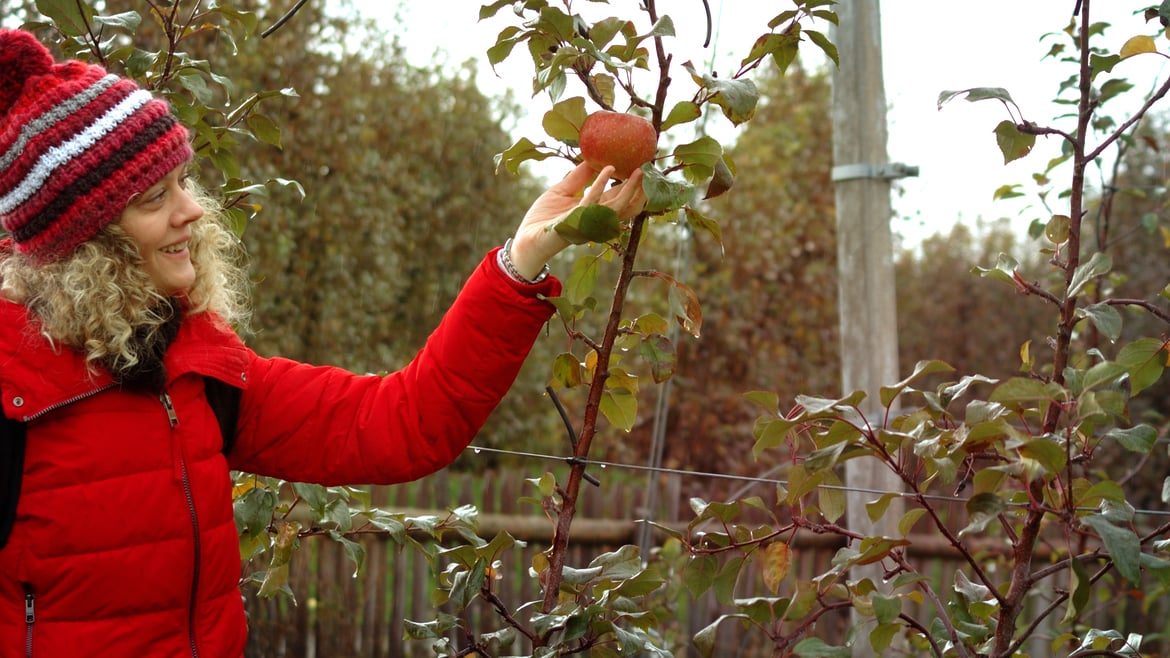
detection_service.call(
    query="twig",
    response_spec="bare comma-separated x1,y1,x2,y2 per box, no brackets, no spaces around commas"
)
480,587,540,644
1103,298,1170,324
262,0,311,38
898,612,945,658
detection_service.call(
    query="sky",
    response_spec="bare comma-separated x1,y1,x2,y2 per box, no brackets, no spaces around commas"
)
352,1,1163,244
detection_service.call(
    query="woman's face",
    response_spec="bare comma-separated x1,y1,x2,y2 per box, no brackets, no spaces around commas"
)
118,162,202,296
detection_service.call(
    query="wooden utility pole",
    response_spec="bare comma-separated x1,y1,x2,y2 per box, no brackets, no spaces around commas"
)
830,0,915,653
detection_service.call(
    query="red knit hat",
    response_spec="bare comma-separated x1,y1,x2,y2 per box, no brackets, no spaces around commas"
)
0,29,193,263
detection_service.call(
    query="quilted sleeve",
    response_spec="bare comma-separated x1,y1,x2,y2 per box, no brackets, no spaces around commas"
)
226,248,561,485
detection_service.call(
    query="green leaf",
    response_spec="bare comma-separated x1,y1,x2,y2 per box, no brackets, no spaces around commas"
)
1067,252,1112,298
1089,53,1122,80
972,252,1020,286
713,556,745,606
745,391,780,412
989,377,1064,407
92,10,141,32
792,637,851,657
673,135,723,183
866,492,899,522
234,486,277,536
995,120,1035,164
1105,424,1158,454
245,113,282,148
870,622,899,654
1061,556,1091,624
683,61,759,125
599,387,637,431
542,96,587,143
647,271,702,338
563,254,600,304
872,593,901,625
554,204,622,244
959,493,1005,537
704,155,735,200
953,570,991,604
684,554,719,598
1082,513,1141,583
1117,338,1167,395
494,137,557,175
1080,480,1126,507
1018,437,1067,480
661,100,702,130
937,87,1016,109
752,415,796,459
818,470,846,523
34,0,94,36
1079,360,1127,393
740,31,799,73
639,334,676,383
693,615,747,658
684,206,724,245
804,29,839,66
709,76,760,125
329,531,366,578
291,482,329,517
550,352,583,389
641,165,693,214
880,359,954,406
898,507,926,537
1079,302,1123,342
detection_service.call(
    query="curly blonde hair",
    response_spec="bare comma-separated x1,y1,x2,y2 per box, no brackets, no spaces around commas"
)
0,181,251,379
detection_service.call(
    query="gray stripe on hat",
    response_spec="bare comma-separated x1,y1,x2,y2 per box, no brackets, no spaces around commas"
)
0,73,120,172
0,88,153,214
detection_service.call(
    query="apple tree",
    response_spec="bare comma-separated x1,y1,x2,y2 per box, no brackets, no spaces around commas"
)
654,3,1170,656
399,0,841,654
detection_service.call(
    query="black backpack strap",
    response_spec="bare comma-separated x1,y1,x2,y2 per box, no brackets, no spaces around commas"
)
0,395,26,550
203,376,242,456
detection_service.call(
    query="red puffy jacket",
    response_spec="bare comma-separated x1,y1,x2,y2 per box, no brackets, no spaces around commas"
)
0,250,559,657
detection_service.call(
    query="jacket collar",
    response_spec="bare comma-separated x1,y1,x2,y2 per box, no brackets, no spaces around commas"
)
0,298,249,421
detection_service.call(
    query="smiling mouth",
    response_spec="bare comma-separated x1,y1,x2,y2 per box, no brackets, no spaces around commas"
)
160,241,188,254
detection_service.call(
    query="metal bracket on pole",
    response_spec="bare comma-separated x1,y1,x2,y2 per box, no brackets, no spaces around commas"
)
831,162,919,182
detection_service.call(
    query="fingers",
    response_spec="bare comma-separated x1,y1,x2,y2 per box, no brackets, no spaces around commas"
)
580,166,617,206
610,170,645,211
551,162,607,195
552,163,646,220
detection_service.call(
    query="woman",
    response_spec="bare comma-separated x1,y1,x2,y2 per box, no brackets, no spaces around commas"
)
0,28,645,657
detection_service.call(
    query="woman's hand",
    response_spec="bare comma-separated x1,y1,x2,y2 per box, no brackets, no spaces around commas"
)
506,163,646,280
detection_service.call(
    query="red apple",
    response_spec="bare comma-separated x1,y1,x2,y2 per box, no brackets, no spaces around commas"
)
578,111,657,179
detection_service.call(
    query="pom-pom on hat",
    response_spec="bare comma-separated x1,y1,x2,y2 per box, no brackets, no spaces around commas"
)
0,29,192,262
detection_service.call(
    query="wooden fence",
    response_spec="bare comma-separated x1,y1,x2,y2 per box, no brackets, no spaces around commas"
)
241,467,1168,657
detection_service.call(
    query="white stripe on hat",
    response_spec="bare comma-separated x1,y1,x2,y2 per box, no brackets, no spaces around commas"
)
0,74,121,172
0,88,153,215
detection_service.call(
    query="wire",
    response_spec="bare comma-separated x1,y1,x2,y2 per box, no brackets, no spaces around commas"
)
465,444,1170,519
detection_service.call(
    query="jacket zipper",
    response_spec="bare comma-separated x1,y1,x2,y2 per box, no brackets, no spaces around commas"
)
22,584,33,658
19,384,116,422
16,387,114,657
160,391,201,658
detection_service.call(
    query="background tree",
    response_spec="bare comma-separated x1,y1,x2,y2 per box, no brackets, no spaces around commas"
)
622,63,839,501
895,219,1051,383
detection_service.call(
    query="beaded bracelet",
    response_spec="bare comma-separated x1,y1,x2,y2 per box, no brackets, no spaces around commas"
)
499,238,551,285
